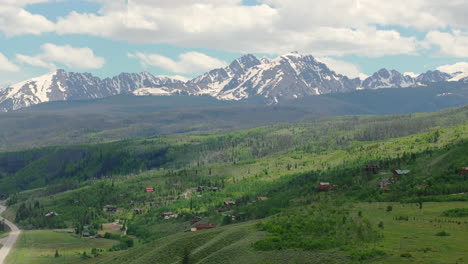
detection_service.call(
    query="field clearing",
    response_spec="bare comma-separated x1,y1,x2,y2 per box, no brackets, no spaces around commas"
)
5,230,118,264
355,201,468,264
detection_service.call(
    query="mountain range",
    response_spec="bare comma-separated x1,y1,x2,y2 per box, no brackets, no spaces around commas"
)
1,52,467,112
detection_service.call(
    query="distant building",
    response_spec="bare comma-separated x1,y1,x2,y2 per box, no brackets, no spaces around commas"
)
379,179,392,189
365,164,380,173
82,232,91,237
224,201,236,206
459,167,468,176
392,169,410,180
45,212,59,217
103,205,117,213
257,196,268,201
191,216,202,224
197,186,205,192
134,209,144,215
211,187,219,192
160,212,178,219
145,187,154,193
195,224,216,230
316,182,336,190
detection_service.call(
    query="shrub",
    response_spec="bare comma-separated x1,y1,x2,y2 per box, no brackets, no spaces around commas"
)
350,249,386,261
400,252,412,258
435,231,450,236
442,208,468,217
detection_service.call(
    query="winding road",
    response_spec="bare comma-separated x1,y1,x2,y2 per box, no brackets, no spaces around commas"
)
0,205,20,264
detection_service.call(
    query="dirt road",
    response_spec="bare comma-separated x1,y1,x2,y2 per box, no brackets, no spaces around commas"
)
0,205,20,264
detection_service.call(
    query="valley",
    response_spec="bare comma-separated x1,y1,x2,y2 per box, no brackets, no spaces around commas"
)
0,105,467,263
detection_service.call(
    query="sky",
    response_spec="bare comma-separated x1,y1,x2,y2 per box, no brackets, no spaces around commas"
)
1,0,468,87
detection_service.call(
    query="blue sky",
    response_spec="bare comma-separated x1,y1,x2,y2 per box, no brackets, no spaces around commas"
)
1,0,468,86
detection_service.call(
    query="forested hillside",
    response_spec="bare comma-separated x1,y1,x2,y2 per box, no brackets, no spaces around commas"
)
1,82,467,152
2,105,468,264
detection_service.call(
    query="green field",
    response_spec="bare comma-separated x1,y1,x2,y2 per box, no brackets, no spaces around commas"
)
5,230,118,264
94,201,468,264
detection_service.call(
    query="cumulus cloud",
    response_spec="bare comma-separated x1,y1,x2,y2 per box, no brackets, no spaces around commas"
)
16,43,105,70
425,30,468,58
128,52,227,74
437,62,468,74
0,53,20,72
0,5,54,36
316,57,366,79
3,0,468,59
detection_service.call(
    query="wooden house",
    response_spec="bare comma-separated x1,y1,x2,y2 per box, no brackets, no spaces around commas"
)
197,186,205,192
211,187,219,192
365,164,380,173
316,182,336,190
392,169,410,180
134,209,144,215
459,167,468,176
224,201,236,206
103,205,117,213
257,196,268,201
145,187,154,193
45,212,59,217
379,179,392,189
160,212,178,219
191,216,202,224
196,224,216,230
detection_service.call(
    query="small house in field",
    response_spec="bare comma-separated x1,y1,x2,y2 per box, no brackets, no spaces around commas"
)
103,205,117,213
211,187,219,192
196,224,216,230
257,196,268,201
224,201,236,206
459,167,468,176
379,179,392,189
392,169,410,180
191,216,202,224
197,186,205,192
82,232,91,237
134,209,144,215
45,212,59,217
365,164,380,173
160,212,178,219
145,187,154,193
316,182,336,191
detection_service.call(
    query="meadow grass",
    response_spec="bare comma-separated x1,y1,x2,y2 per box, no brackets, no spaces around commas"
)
6,229,118,264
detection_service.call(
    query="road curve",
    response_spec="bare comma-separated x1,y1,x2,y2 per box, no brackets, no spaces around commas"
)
0,205,20,264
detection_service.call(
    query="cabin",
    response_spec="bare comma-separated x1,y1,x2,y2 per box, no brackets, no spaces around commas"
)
379,179,392,189
459,167,468,176
45,212,59,217
365,164,380,173
160,212,178,219
197,186,205,192
392,169,410,180
316,182,336,190
211,187,219,192
196,224,216,230
134,209,144,215
103,205,117,213
145,187,154,193
224,201,236,206
191,216,202,224
82,232,91,237
257,196,268,201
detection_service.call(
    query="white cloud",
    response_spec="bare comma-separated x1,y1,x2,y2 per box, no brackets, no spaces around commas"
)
3,0,468,58
156,75,190,82
404,72,419,78
0,53,20,72
425,30,468,58
316,57,366,79
436,62,468,74
0,5,54,36
16,43,105,70
128,52,227,74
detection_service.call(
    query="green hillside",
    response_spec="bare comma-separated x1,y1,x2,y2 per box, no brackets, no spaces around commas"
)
2,105,468,264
